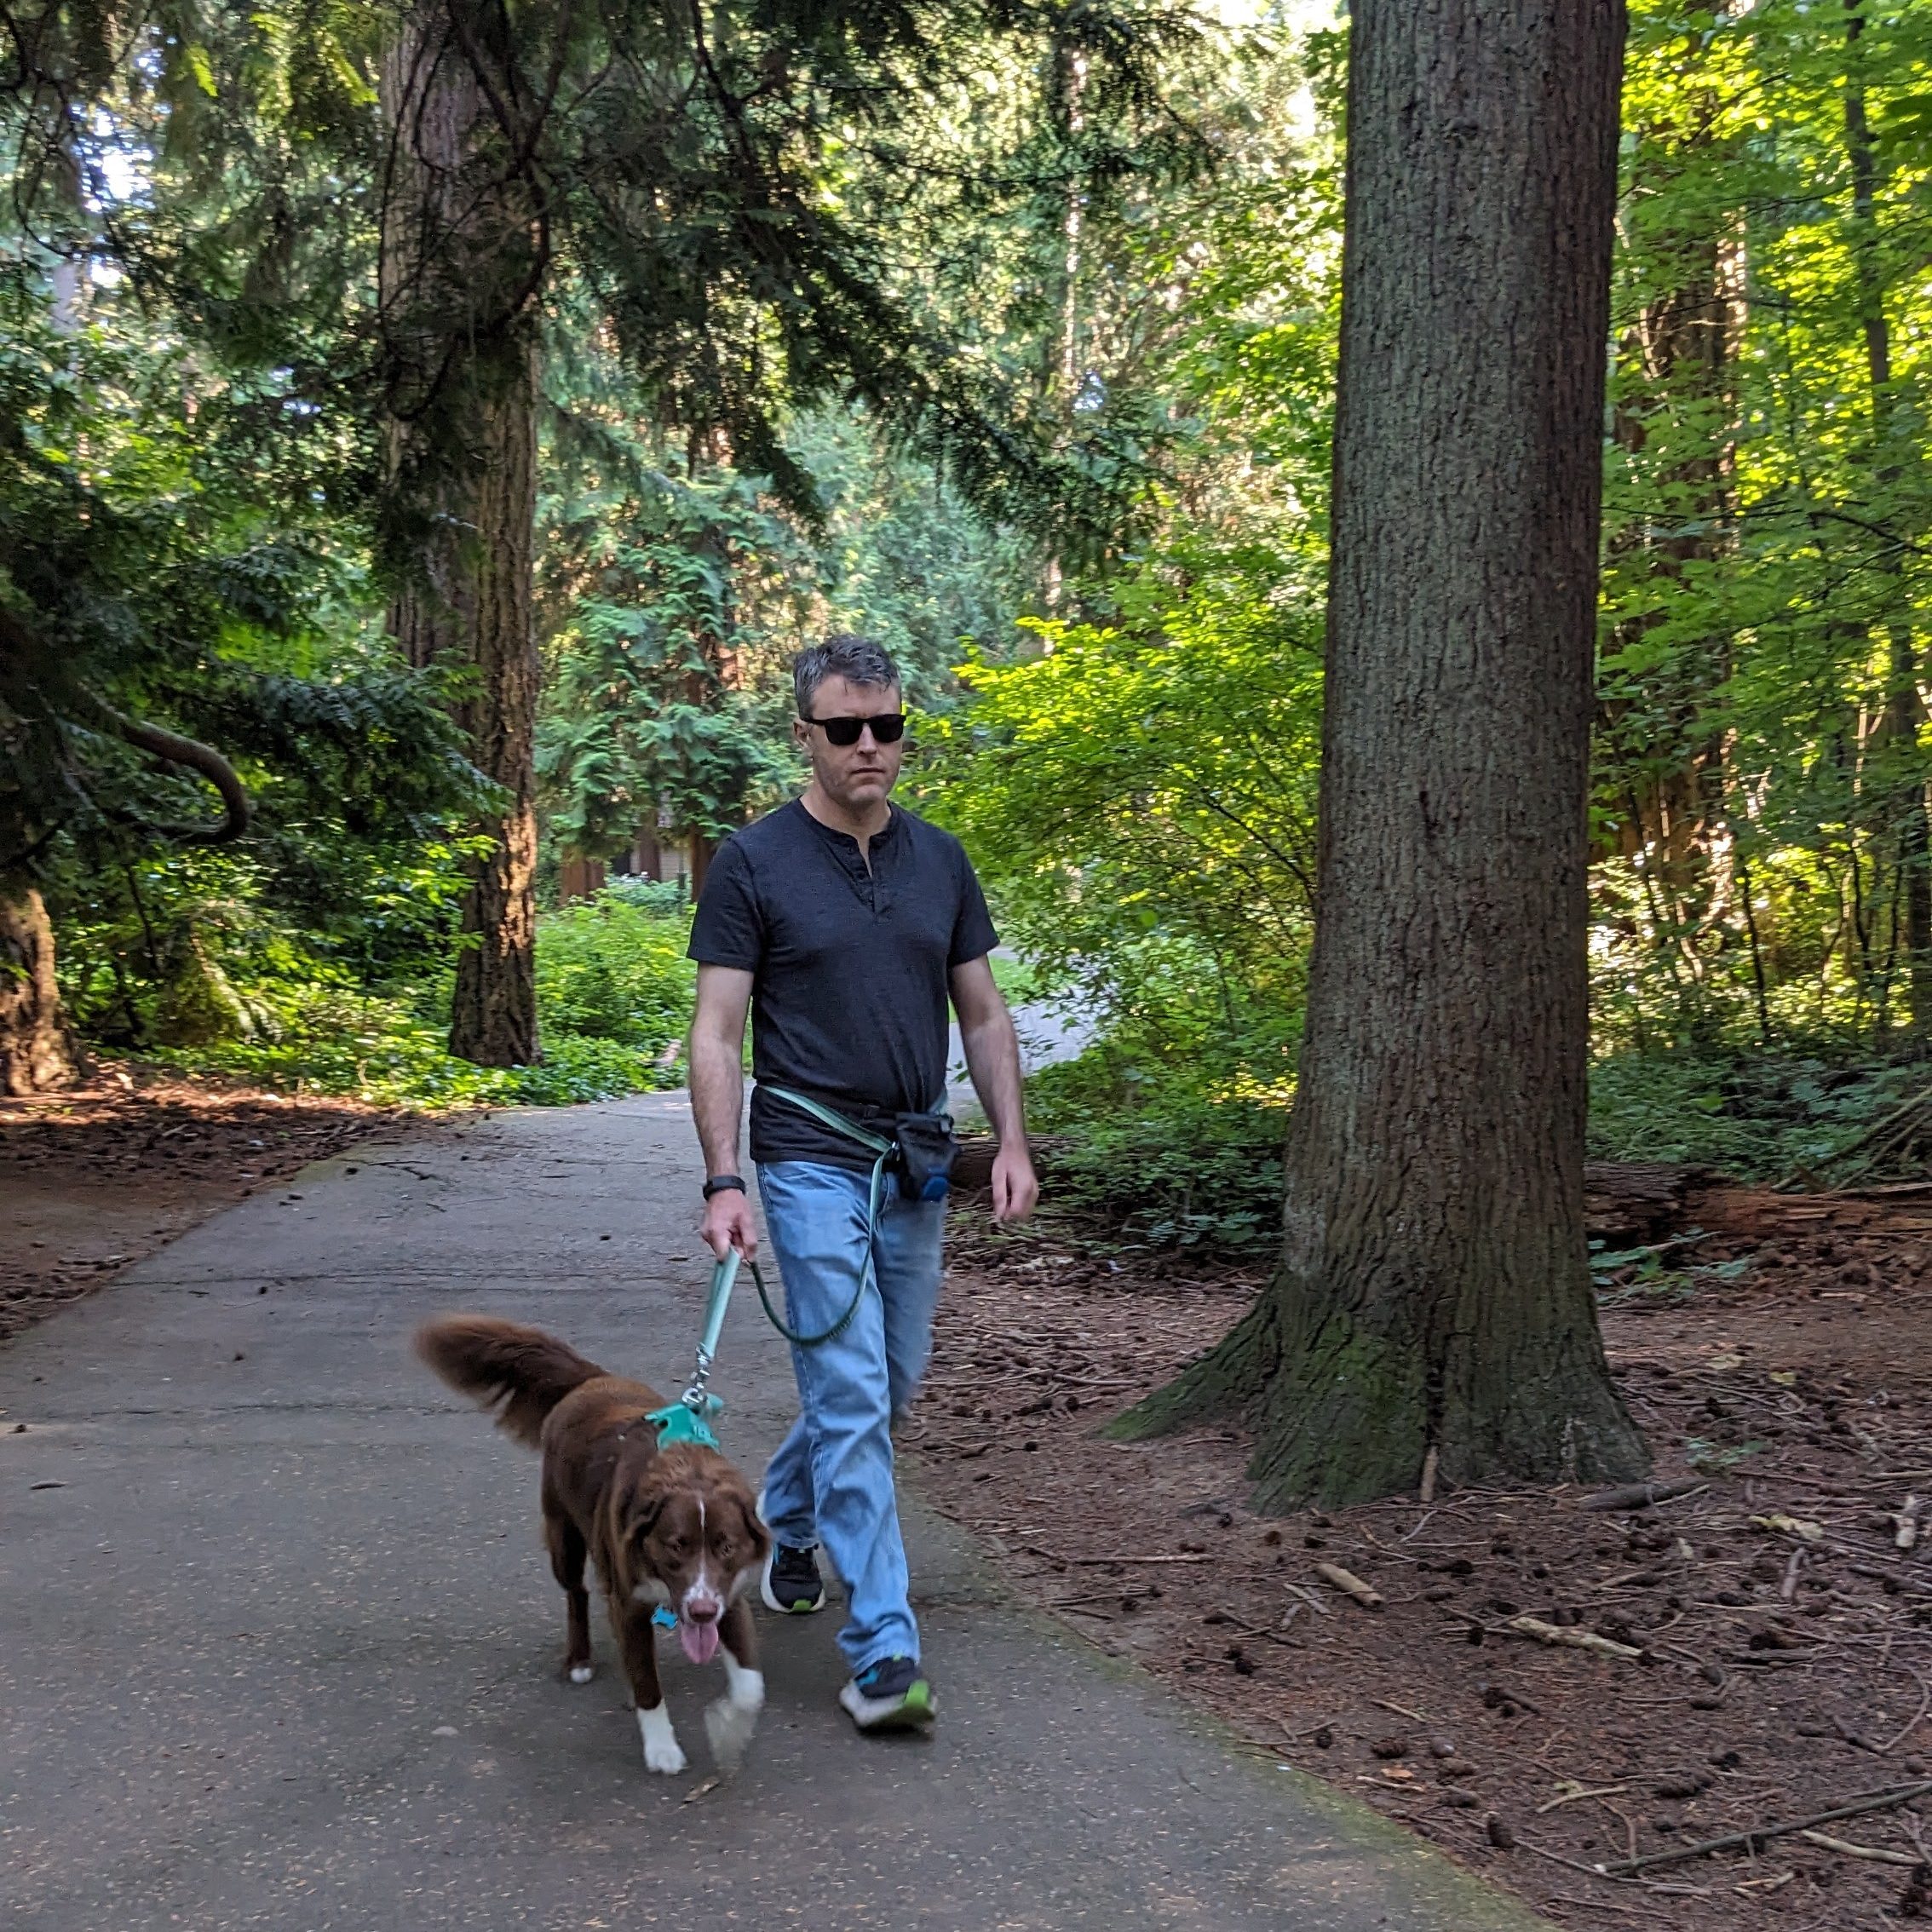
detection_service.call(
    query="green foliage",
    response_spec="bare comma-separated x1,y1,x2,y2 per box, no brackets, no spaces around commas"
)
1590,0,1932,1049
532,895,696,1054
1026,1048,1287,1253
535,361,1049,868
915,26,1337,1106
133,887,697,1108
1587,1045,1928,1179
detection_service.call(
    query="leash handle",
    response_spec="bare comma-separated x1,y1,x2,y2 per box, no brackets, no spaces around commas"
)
698,1249,739,1362
680,1250,740,1412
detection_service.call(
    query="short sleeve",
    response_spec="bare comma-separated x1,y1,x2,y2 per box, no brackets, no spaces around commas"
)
947,842,999,969
687,837,764,969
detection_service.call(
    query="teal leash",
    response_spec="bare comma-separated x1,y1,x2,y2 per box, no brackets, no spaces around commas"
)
645,1249,738,1451
753,1084,908,1347
649,1089,906,1451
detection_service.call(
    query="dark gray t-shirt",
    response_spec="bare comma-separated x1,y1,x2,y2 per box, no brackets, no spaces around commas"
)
687,799,998,1170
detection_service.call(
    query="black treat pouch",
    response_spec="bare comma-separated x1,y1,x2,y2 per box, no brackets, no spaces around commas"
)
893,1111,958,1202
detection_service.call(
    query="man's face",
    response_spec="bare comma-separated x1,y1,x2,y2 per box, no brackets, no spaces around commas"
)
794,673,905,812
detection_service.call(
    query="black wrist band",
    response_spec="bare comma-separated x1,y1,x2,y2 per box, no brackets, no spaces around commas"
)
703,1174,746,1200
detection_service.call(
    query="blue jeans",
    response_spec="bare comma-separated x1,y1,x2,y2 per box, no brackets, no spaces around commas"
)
756,1160,946,1675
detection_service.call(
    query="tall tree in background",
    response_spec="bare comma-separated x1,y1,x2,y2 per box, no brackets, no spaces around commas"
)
1843,0,1932,1038
1124,0,1647,1503
370,0,1191,1064
1598,0,1744,1027
380,4,544,1065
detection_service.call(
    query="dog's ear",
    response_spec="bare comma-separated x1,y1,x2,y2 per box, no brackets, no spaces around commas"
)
736,1494,771,1560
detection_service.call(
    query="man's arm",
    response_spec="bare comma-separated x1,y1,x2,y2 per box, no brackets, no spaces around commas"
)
690,963,759,1259
949,954,1038,1225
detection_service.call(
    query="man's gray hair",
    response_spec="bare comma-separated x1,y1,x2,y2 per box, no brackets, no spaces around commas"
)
794,635,900,717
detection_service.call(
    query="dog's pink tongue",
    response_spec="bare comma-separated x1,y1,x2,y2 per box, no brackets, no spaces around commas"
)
679,1618,721,1665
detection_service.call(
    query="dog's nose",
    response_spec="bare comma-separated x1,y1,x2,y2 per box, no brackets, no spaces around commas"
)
685,1597,722,1624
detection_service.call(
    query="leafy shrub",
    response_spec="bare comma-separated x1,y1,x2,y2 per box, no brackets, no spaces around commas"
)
534,894,697,1049
1587,1047,1925,1181
1027,1047,1288,1251
140,886,696,1108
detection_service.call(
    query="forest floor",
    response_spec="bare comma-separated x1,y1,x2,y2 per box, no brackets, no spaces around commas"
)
0,1061,401,1343
909,1184,1932,1932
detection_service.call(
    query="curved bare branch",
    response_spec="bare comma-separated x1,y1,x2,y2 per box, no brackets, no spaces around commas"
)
99,704,252,844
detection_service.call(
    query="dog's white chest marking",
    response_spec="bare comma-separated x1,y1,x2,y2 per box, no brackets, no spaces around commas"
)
637,1702,687,1775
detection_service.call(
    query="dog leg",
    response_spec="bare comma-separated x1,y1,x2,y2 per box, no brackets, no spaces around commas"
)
548,1509,593,1684
704,1597,765,1771
615,1602,685,1774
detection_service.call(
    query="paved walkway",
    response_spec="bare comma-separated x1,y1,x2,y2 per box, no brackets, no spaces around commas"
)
1,1096,1547,1930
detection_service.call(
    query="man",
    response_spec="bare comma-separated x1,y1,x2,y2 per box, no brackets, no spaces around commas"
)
687,634,1038,1734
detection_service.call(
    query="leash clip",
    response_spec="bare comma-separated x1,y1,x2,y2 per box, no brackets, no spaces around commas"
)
680,1342,715,1415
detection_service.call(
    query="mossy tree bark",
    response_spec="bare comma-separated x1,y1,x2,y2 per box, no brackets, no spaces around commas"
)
380,3,543,1067
1119,0,1648,1506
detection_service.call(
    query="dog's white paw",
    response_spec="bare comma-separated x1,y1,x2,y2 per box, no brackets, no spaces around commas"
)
567,1663,594,1685
636,1704,687,1775
705,1659,764,1771
704,1693,761,1770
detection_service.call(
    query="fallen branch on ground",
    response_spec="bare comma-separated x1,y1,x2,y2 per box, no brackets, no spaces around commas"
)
1506,1614,1644,1662
1026,1549,1210,1566
1580,1477,1708,1513
1797,1829,1922,1865
1596,1779,1932,1875
1315,1561,1384,1610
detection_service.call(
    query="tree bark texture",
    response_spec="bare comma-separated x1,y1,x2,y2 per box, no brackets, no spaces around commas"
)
1123,0,1647,1504
1,882,83,1095
381,5,543,1067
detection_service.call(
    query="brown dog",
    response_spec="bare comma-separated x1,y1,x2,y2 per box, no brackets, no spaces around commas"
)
414,1314,772,1775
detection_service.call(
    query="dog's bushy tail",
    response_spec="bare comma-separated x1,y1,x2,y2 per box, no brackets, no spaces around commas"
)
413,1315,606,1448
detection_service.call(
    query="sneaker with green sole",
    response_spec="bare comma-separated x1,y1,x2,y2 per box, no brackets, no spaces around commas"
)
838,1655,934,1733
761,1541,826,1614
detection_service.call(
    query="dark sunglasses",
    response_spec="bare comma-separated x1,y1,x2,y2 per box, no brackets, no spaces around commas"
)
800,711,906,747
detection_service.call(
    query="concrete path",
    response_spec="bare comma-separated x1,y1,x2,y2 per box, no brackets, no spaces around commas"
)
1,1097,1545,1930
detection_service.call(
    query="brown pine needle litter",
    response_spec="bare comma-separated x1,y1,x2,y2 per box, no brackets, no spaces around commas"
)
909,1184,1932,1932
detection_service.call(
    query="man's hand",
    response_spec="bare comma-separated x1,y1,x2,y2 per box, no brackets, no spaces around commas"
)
990,1143,1038,1225
950,954,1037,1228
702,1187,760,1262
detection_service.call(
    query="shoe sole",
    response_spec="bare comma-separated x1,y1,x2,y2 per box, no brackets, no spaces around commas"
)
839,1676,935,1733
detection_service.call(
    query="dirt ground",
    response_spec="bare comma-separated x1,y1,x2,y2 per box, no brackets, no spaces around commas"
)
1,1062,400,1342
910,1190,1932,1932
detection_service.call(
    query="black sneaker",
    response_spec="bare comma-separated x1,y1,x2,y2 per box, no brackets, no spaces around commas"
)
762,1541,825,1614
838,1655,934,1732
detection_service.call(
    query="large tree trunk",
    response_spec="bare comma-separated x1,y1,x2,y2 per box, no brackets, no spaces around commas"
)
1,882,83,1095
381,4,543,1067
1120,0,1647,1505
